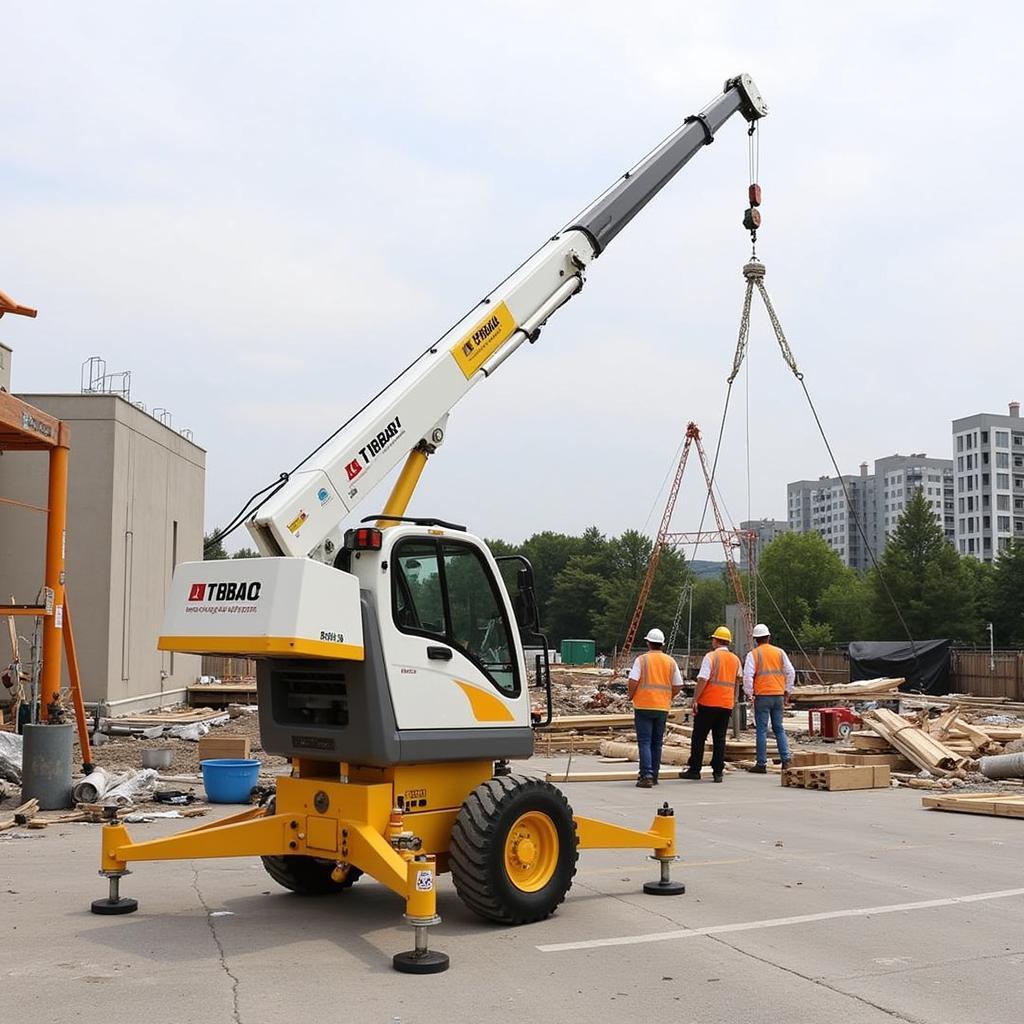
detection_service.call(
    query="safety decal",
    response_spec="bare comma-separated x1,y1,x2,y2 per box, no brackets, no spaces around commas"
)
450,301,517,379
415,870,433,892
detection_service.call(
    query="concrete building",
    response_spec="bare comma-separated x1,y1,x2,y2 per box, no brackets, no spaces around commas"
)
952,401,1024,560
787,464,876,569
0,354,205,711
0,342,11,392
874,453,955,546
738,518,790,571
788,452,954,569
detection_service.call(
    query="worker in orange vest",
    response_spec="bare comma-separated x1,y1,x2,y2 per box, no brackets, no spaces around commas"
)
628,627,683,788
744,622,796,772
683,626,741,783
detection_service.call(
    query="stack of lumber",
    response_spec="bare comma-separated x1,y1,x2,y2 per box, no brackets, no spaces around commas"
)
862,708,970,777
789,678,904,704
782,764,890,791
922,792,1024,818
535,711,684,754
912,694,1024,716
596,718,757,767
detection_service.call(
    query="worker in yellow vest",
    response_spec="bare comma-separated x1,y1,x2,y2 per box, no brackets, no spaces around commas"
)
683,626,741,783
628,627,683,788
743,623,796,772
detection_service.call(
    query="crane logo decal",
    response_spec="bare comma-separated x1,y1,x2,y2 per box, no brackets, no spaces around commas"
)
450,301,517,379
349,415,404,476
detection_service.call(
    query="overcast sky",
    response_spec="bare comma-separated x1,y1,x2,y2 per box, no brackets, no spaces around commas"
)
2,2,1021,556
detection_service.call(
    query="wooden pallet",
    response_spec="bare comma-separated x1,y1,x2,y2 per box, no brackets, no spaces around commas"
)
921,792,1024,818
188,684,259,707
781,765,891,791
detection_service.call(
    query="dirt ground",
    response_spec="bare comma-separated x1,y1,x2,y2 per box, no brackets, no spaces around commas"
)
80,708,288,777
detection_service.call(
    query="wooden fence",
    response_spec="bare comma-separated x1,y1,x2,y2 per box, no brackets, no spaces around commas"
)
201,655,257,681
950,650,1024,701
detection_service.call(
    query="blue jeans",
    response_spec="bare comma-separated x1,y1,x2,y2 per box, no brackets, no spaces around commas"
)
754,694,790,765
634,709,668,780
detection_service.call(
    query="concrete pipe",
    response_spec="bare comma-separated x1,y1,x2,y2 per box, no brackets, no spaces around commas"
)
979,752,1024,781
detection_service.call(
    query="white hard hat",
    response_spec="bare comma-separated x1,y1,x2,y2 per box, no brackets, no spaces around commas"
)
644,628,666,644
752,623,771,639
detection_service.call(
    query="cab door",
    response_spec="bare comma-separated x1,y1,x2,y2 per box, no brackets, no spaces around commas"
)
382,531,529,730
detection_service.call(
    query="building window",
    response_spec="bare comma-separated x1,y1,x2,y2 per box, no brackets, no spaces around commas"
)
982,430,989,444
997,494,1010,511
997,452,1010,468
958,498,965,513
998,515,1011,531
957,435,964,452
997,431,1009,447
999,536,1010,552
997,474,1010,489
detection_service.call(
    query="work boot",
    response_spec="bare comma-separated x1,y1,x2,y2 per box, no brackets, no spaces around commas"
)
681,770,701,781
636,777,654,789
749,764,767,774
712,774,723,783
781,760,792,770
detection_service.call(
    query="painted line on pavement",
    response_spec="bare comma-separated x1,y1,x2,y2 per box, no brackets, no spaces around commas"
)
537,886,1024,953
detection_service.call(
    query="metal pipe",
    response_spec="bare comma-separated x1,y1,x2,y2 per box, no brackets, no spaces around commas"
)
377,447,430,528
40,442,69,718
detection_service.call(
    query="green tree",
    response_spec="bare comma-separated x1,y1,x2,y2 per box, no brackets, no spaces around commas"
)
545,556,606,643
797,619,834,648
870,489,977,640
755,531,847,647
960,556,995,644
232,546,260,559
989,540,1024,646
817,571,872,642
204,528,228,560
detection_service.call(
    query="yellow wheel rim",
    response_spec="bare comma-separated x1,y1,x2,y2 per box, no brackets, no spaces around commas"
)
503,811,559,892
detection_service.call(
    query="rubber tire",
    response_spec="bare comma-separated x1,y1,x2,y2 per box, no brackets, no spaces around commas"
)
259,796,362,895
261,855,362,895
449,774,578,924
91,897,139,915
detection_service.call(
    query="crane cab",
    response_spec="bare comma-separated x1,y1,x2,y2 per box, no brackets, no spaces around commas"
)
159,522,538,767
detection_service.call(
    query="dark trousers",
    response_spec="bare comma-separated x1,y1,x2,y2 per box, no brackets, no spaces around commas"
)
688,704,732,777
634,708,668,780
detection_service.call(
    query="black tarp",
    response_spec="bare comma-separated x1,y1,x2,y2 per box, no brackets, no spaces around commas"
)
848,639,952,695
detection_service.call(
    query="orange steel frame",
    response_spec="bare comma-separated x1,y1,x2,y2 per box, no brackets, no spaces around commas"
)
0,293,92,764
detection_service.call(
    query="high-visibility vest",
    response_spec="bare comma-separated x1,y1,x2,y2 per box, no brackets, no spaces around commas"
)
632,651,677,712
752,643,787,696
698,648,740,710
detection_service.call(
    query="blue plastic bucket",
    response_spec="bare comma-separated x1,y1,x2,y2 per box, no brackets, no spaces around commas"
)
200,759,261,803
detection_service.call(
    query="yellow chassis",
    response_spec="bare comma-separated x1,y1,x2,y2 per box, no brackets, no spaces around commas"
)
99,760,677,924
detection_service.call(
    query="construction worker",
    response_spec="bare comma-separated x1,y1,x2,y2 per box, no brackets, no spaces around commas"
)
628,627,683,788
683,625,741,783
744,622,796,772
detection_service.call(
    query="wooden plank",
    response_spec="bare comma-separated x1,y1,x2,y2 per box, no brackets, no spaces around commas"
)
545,768,693,783
922,792,1024,818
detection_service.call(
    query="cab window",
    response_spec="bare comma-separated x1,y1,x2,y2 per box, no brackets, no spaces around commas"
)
392,538,520,697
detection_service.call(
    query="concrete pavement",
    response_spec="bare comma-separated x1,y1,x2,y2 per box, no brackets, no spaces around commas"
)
3,756,1022,1024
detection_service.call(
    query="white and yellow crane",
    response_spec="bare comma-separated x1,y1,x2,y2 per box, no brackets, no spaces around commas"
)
92,74,768,974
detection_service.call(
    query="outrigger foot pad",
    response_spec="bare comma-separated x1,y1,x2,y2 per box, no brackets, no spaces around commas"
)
91,897,139,915
643,879,685,896
392,949,450,974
